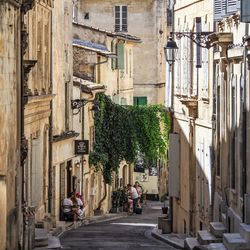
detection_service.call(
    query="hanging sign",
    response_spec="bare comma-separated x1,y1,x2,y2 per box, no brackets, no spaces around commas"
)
75,140,89,155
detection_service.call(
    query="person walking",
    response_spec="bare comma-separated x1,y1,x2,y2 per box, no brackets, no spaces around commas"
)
127,184,138,213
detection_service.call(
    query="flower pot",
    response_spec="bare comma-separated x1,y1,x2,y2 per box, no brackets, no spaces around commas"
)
162,207,168,214
93,209,103,216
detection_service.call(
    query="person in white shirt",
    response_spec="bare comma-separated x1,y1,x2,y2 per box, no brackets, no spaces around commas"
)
62,193,74,220
127,184,139,213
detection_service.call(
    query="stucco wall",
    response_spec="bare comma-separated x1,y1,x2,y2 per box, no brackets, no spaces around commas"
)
77,0,167,104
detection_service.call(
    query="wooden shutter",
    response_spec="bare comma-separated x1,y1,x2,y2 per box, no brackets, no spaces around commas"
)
202,22,209,97
176,39,181,95
133,97,147,106
115,6,121,31
182,25,188,95
138,97,147,106
214,0,226,21
122,6,127,32
187,25,191,97
133,97,137,106
227,0,240,13
117,42,125,70
111,40,117,70
192,19,198,96
169,133,180,198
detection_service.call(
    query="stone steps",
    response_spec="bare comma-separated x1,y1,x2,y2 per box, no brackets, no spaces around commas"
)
34,235,61,250
210,222,226,238
197,230,222,245
184,237,200,250
35,228,49,247
223,233,250,250
207,243,227,250
239,223,250,242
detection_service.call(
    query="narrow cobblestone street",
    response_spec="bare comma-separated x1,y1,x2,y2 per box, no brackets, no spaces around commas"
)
60,201,177,250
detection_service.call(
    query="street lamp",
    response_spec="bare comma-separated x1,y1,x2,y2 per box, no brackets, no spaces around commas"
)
164,37,178,66
71,98,99,115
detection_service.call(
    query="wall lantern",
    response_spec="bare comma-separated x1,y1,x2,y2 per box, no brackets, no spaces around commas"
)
71,98,99,115
164,37,178,66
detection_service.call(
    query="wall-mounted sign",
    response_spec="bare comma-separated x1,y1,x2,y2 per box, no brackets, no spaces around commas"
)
75,140,89,155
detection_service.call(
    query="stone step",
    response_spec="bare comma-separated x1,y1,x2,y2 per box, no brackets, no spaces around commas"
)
239,223,250,241
184,237,200,250
223,233,250,250
207,243,227,250
210,222,226,238
35,228,49,247
34,236,61,250
197,230,222,245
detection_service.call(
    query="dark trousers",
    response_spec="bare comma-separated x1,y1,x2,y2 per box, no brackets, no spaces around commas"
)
132,198,139,212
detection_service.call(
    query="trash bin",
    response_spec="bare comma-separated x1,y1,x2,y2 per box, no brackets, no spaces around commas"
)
161,218,171,234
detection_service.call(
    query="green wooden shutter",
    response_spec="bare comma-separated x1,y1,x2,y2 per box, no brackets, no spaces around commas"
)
111,41,117,70
138,97,147,106
133,97,138,106
117,42,125,70
133,97,147,106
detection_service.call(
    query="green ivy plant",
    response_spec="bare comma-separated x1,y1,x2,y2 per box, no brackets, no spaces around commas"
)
89,93,170,210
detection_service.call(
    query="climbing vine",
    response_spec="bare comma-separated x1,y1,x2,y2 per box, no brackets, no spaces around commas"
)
89,93,170,188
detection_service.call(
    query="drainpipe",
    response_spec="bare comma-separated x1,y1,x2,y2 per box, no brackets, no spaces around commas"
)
48,11,53,214
169,0,176,233
242,23,249,222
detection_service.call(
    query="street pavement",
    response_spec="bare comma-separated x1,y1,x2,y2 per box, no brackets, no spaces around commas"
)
60,201,177,250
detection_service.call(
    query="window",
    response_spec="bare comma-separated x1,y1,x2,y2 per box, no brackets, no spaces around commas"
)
133,97,147,106
117,42,125,70
111,40,117,70
214,0,240,21
115,6,128,32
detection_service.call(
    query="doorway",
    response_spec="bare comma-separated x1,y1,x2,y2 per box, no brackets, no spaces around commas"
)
66,160,72,197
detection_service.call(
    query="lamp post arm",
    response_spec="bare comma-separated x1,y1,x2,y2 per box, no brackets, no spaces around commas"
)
170,31,214,49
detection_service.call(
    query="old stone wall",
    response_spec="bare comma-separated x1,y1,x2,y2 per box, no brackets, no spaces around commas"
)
77,0,167,104
0,2,20,250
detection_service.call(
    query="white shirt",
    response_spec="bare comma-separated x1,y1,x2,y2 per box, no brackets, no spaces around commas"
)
63,198,73,213
130,186,139,199
76,197,83,207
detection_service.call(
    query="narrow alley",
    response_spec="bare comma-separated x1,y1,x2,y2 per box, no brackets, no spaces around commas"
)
60,201,177,250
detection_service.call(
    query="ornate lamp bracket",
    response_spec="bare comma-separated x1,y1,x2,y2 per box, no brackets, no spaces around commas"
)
170,31,214,49
71,99,95,115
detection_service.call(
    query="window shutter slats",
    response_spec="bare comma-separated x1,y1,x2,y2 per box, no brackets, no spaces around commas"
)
227,0,240,13
111,41,117,70
117,42,125,70
115,6,127,32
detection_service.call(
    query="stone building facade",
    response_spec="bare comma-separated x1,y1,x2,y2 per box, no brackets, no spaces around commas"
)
0,1,21,249
72,22,141,215
73,0,167,105
211,0,250,235
168,0,214,234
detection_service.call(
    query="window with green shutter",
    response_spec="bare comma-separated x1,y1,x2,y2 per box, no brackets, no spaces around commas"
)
117,42,125,70
133,97,147,106
111,40,117,70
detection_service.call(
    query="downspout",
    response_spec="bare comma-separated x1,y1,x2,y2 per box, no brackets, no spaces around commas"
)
48,11,53,214
169,0,176,233
93,55,109,83
242,23,249,222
